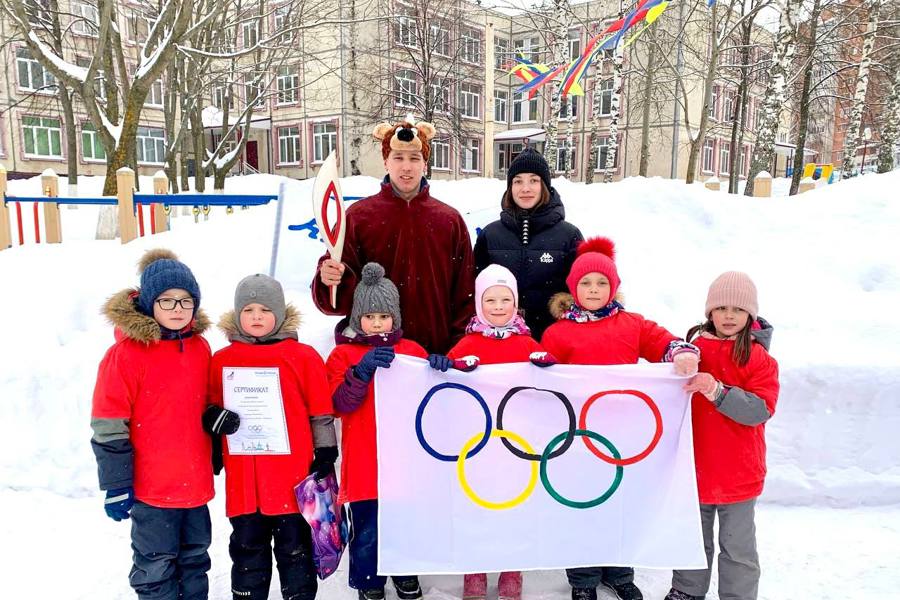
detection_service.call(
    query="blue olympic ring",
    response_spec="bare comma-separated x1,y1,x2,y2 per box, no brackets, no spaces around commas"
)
415,382,492,462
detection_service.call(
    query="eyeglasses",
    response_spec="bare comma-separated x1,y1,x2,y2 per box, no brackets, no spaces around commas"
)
155,297,195,311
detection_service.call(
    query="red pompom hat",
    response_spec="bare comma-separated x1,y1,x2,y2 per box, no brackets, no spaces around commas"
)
566,237,620,301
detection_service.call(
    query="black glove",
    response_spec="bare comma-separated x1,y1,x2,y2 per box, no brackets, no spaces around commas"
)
211,435,224,475
354,346,396,383
308,446,339,480
428,354,453,372
202,405,240,435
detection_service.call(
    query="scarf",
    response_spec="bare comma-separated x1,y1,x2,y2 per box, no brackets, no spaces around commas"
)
562,300,624,323
465,314,531,339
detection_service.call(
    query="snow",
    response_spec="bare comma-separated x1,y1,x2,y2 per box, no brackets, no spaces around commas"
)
27,31,89,82
1,171,899,598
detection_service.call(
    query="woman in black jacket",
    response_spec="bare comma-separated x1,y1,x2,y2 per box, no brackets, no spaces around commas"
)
474,148,584,340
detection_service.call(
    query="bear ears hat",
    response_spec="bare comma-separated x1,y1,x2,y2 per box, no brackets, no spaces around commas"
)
373,114,436,162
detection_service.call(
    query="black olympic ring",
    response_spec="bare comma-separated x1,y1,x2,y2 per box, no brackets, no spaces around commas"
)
496,386,576,461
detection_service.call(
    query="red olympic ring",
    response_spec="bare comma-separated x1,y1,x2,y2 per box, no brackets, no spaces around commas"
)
578,389,662,466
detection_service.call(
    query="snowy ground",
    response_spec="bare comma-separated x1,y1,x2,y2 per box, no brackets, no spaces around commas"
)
1,171,899,598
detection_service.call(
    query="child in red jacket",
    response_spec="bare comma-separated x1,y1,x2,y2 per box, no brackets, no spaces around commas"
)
326,263,451,600
91,249,214,600
541,237,700,600
447,264,552,600
665,272,779,600
206,274,336,600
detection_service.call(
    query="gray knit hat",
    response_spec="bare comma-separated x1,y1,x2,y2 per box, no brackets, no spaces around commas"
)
350,263,401,334
137,249,201,317
235,274,287,336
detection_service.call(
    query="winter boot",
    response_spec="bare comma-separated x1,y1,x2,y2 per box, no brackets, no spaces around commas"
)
498,571,523,600
663,588,704,600
358,589,385,600
600,581,643,600
571,587,597,600
463,574,487,600
393,577,423,600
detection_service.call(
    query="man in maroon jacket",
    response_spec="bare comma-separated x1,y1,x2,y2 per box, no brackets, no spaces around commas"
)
313,116,475,354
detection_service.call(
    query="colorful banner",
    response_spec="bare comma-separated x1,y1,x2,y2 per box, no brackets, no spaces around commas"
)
374,357,705,574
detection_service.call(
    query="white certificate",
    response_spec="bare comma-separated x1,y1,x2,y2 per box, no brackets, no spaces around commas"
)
223,367,291,455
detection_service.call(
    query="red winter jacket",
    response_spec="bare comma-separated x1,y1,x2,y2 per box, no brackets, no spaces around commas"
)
447,331,544,365
311,178,475,354
210,309,333,518
691,322,779,504
325,323,428,504
541,293,680,365
91,289,214,509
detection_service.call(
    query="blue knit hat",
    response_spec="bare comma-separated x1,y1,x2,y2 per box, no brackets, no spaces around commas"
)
136,249,201,316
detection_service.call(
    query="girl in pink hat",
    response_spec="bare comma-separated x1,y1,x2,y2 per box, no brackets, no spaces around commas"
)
541,237,700,600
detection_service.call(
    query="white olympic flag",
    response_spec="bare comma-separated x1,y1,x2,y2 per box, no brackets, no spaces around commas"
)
373,356,706,574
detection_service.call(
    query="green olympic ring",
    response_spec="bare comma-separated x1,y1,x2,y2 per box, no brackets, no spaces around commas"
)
539,429,624,509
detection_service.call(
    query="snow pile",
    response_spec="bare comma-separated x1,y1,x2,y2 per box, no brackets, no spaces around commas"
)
1,171,898,507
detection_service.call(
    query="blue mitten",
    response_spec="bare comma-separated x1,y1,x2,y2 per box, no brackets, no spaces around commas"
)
104,487,135,522
428,354,454,372
354,346,396,383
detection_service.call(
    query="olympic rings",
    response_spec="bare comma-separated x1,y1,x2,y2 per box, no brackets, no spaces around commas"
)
540,429,624,509
415,383,492,462
496,386,576,461
579,390,662,466
456,430,539,510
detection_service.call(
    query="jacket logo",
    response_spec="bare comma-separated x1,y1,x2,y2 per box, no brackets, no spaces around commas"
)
540,252,554,263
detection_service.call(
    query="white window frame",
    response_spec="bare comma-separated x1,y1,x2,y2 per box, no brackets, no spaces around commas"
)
512,91,537,124
495,37,509,69
16,48,56,93
461,138,480,172
494,90,508,123
212,84,234,110
460,27,482,65
560,95,578,120
72,1,99,36
145,79,163,107
395,8,418,48
568,29,581,60
243,19,260,49
127,11,149,43
22,116,62,158
276,67,299,105
702,138,716,173
594,136,618,171
596,79,613,117
719,141,731,176
709,86,719,121
723,90,735,122
739,145,749,176
430,138,450,171
312,122,337,163
245,74,265,108
430,79,450,114
81,122,106,162
274,5,292,43
555,140,575,173
430,23,450,56
278,126,301,165
460,83,481,119
513,36,540,62
394,69,417,108
136,126,165,164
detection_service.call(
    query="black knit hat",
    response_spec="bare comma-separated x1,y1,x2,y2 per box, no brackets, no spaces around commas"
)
507,147,551,191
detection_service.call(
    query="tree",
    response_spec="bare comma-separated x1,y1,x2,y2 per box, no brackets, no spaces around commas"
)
840,0,881,178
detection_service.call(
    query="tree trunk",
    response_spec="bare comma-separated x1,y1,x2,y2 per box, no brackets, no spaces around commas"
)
543,0,571,167
638,25,657,177
729,20,753,193
841,0,880,179
789,0,822,195
685,1,721,184
877,61,900,173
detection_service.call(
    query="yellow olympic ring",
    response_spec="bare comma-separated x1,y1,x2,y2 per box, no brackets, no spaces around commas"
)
456,429,539,510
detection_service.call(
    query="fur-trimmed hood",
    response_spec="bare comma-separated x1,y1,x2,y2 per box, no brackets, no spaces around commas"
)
217,304,301,342
103,288,210,344
548,291,626,320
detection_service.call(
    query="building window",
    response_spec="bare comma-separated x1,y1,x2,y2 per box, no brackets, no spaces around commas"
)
460,27,482,64
278,126,301,164
72,1,99,36
512,91,537,123
460,83,481,119
723,90,735,122
702,138,716,173
245,73,265,108
430,138,450,171
277,67,299,104
394,69,417,108
22,116,62,158
430,79,450,113
16,48,56,93
596,79,613,116
127,10,149,43
394,7,417,48
740,145,750,176
312,122,337,163
136,126,165,164
568,29,581,59
495,38,510,69
594,136,618,171
462,138,480,172
556,140,575,172
24,0,50,25
719,141,731,175
430,23,450,56
243,20,259,48
81,122,106,161
145,80,163,107
560,96,578,120
274,5,292,43
708,86,719,120
513,36,540,62
76,57,106,100
212,84,235,110
494,90,508,123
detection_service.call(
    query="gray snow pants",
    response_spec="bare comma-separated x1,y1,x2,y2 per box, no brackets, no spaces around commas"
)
671,498,759,600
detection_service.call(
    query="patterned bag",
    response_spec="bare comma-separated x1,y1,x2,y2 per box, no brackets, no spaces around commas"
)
295,472,348,579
